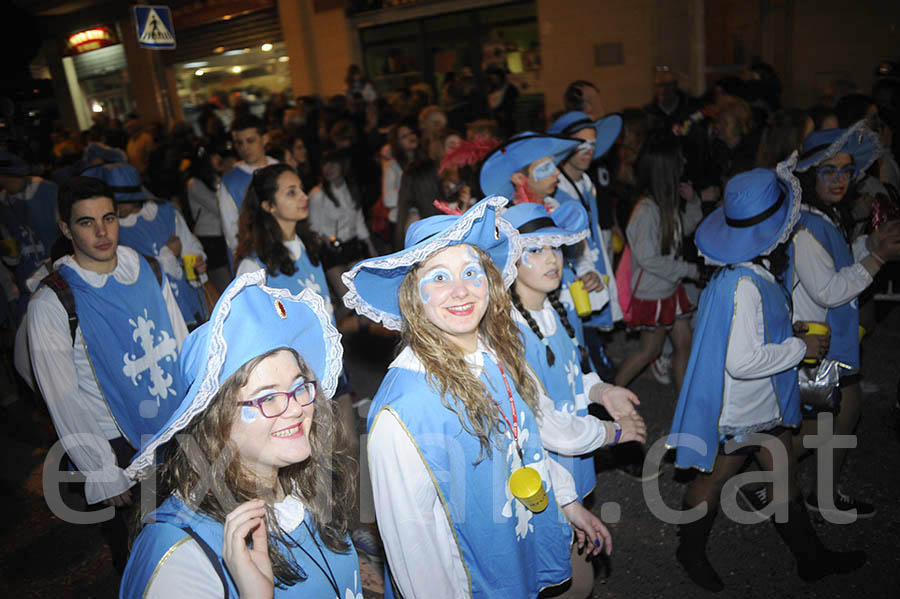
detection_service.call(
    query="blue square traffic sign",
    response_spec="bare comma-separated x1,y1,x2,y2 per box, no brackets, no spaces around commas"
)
134,5,176,50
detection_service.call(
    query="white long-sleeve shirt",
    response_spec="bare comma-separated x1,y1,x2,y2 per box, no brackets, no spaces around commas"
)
185,177,223,237
118,201,207,283
307,182,370,243
217,158,279,252
791,207,873,324
381,159,402,224
718,263,807,432
26,247,188,504
368,343,605,599
235,236,306,277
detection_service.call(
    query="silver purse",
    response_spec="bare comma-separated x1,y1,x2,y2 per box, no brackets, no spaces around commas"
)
797,358,841,411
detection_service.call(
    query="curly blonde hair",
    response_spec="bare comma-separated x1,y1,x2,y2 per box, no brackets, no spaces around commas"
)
398,244,538,460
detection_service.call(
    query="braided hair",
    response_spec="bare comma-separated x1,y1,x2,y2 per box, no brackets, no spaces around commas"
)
509,285,592,374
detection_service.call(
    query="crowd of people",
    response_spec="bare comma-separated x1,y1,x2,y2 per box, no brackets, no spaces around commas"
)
2,58,900,598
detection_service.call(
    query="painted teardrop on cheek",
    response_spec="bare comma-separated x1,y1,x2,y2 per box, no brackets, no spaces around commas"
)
241,406,259,423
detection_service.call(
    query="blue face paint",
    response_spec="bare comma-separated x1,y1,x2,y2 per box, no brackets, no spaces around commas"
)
521,247,542,269
461,261,486,287
419,267,453,303
241,405,259,423
532,159,556,180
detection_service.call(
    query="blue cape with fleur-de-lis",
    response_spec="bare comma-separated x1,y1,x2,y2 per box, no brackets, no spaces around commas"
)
369,348,572,599
58,255,184,447
117,201,208,326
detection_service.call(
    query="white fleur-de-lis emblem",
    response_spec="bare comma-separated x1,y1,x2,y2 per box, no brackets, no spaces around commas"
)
344,570,363,599
300,274,333,315
122,309,178,404
587,244,602,268
500,412,536,540
565,358,578,397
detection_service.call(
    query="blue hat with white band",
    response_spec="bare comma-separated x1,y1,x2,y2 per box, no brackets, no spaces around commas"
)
479,132,581,199
82,163,156,203
795,120,881,180
126,271,342,478
547,111,623,160
342,196,521,331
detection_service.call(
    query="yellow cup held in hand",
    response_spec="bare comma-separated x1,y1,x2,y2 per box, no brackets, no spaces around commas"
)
509,466,549,513
803,321,829,364
568,280,592,317
183,254,199,281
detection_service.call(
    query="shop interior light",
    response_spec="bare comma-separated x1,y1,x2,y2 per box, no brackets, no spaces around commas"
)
184,61,208,69
213,46,225,54
261,43,273,52
232,66,242,74
91,101,103,113
195,69,205,76
223,48,249,56
278,56,289,63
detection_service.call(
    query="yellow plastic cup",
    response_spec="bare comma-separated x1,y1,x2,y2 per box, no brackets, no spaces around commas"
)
183,254,199,281
858,325,866,342
508,466,549,513
803,322,830,364
612,231,624,253
569,280,592,317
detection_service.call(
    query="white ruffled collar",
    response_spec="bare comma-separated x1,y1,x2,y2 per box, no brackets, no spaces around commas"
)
53,246,140,287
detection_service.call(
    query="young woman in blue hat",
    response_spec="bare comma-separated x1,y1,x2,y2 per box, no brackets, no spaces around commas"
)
120,274,361,598
343,197,613,598
668,161,866,592
789,121,900,519
503,201,646,500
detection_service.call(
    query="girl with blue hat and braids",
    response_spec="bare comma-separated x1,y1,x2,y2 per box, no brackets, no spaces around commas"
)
503,200,646,499
667,159,866,592
343,196,615,598
788,120,900,520
120,273,362,598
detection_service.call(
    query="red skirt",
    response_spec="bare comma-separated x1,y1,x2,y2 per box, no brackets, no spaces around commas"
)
628,285,693,328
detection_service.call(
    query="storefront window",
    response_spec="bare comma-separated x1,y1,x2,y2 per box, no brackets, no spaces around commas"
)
173,41,290,131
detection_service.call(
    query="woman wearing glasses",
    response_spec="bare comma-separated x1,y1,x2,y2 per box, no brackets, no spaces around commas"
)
120,273,362,599
788,121,900,520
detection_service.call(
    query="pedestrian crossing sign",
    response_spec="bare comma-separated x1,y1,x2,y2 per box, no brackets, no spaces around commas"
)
134,5,176,50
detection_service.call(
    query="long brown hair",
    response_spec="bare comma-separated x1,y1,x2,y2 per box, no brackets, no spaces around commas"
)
635,130,684,255
235,163,323,275
397,244,538,461
148,348,357,587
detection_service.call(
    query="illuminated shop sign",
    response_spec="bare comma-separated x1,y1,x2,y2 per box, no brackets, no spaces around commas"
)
66,27,119,55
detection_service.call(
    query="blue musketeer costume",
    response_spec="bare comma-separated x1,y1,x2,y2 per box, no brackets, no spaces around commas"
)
503,201,599,499
786,121,883,373
548,112,625,329
58,247,184,446
668,163,803,472
342,197,574,598
84,163,208,327
121,274,360,598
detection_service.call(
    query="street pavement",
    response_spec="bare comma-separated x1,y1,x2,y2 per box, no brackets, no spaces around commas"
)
2,304,898,598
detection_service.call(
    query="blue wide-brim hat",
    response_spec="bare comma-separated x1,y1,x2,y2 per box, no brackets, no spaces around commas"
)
0,150,29,176
547,111,623,160
341,196,521,331
795,120,881,179
126,271,342,478
83,143,128,166
82,163,156,203
479,132,581,198
695,156,801,265
501,201,589,250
